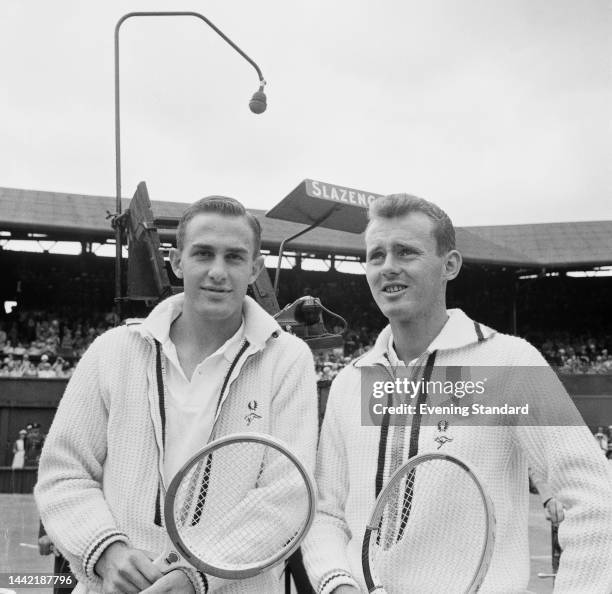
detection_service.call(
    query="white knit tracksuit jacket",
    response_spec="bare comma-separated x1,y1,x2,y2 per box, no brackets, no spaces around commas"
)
302,309,612,594
34,295,318,594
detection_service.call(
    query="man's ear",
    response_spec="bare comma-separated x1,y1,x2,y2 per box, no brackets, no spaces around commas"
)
443,250,462,281
249,254,265,284
169,247,183,278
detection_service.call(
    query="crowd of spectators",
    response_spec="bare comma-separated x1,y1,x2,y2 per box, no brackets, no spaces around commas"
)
1,305,611,380
1,269,610,381
0,308,119,378
311,330,612,381
531,333,612,375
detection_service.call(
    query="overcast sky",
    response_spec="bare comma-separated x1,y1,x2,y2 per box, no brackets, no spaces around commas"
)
1,0,610,226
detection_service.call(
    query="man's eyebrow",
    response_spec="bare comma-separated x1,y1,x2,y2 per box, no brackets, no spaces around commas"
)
190,242,249,253
395,241,422,251
366,241,423,255
225,246,250,254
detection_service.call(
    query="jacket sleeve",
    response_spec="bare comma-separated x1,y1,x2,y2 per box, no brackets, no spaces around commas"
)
302,368,361,594
512,343,612,594
34,334,130,589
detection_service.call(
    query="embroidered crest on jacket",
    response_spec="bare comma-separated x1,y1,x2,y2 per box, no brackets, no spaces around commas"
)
244,400,262,426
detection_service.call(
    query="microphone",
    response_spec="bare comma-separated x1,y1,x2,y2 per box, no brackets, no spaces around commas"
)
249,89,267,114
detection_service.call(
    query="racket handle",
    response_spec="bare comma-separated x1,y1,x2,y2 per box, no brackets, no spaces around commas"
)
551,523,561,573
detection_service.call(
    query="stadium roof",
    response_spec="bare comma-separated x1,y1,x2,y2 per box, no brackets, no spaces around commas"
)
465,222,612,268
1,186,610,269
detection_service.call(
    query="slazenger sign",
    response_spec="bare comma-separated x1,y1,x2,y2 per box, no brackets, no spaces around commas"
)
305,180,383,209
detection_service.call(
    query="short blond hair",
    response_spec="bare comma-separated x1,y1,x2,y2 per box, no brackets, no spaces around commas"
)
368,193,455,255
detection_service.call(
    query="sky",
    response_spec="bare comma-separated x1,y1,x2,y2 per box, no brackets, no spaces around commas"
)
1,0,610,227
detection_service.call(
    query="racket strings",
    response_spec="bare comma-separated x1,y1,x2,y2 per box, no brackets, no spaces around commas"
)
396,467,416,541
171,441,311,571
186,455,212,526
375,466,417,549
370,458,489,594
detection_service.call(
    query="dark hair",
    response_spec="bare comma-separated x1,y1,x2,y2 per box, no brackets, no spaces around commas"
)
176,195,262,255
367,193,455,255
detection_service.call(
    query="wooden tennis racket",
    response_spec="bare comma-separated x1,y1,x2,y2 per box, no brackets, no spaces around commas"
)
156,433,316,579
362,452,496,593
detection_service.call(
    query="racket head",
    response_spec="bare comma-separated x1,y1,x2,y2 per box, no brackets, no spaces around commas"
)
164,432,316,579
362,452,496,594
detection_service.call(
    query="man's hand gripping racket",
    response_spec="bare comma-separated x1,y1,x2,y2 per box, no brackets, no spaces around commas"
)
154,433,316,580
362,452,496,594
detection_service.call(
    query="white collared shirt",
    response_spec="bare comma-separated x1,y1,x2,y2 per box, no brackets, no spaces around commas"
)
386,311,457,367
386,331,429,368
143,300,245,484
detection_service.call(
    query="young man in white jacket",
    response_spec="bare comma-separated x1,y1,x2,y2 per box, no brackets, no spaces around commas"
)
302,194,612,593
35,196,318,594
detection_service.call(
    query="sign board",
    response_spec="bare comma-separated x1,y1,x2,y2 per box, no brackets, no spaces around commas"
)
266,179,384,233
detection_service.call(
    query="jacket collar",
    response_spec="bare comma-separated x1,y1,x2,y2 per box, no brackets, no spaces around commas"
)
354,308,495,368
131,293,281,353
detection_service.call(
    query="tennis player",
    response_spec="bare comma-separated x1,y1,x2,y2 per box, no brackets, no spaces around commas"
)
303,194,612,593
35,196,318,594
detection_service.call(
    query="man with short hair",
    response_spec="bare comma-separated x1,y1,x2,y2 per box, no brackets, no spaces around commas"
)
36,196,318,594
303,193,612,593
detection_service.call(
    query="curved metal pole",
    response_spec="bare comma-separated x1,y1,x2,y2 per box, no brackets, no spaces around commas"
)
114,11,266,319
273,207,341,296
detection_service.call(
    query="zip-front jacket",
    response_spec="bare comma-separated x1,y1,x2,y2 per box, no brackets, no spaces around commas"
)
35,295,318,594
302,309,612,594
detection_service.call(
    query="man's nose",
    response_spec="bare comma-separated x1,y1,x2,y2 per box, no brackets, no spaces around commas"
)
381,252,399,276
208,256,228,281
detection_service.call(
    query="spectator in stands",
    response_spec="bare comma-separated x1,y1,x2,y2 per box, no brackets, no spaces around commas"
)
72,329,85,355
60,328,74,352
27,340,41,357
12,342,26,357
537,334,612,374
84,327,96,350
8,359,23,377
52,357,73,378
0,356,15,377
37,355,57,378
21,355,38,377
